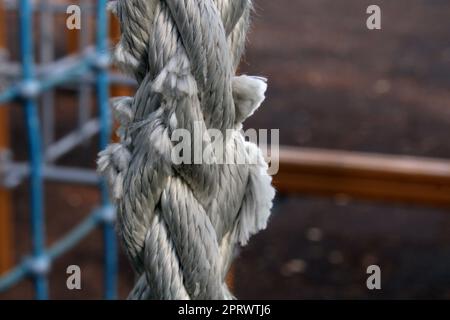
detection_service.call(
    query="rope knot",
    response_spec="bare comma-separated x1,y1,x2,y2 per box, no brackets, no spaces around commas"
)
99,0,275,300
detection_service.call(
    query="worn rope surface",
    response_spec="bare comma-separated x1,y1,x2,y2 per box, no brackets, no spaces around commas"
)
98,0,275,300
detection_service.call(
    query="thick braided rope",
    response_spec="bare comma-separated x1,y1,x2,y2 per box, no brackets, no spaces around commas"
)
99,0,275,300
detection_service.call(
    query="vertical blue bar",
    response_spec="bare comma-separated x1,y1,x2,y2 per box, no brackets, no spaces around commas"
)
19,0,48,299
96,0,117,300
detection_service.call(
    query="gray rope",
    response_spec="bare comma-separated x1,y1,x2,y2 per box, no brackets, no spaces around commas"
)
98,0,275,300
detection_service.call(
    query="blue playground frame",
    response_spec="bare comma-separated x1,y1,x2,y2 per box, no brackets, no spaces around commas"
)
0,0,118,300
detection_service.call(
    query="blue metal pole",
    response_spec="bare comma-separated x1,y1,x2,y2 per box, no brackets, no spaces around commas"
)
19,0,48,299
96,0,117,300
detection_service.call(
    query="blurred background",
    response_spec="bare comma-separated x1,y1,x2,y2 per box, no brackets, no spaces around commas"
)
0,0,450,299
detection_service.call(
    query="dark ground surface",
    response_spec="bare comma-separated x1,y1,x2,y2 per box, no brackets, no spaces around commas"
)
1,0,450,299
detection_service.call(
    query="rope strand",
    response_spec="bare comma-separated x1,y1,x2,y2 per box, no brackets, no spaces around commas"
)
98,0,275,300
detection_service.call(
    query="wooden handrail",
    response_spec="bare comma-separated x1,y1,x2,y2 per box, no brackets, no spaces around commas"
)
273,146,450,207
0,1,13,275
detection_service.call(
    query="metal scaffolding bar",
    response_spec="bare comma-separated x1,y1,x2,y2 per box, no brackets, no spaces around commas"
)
19,0,48,300
0,0,118,299
95,0,117,300
0,206,111,292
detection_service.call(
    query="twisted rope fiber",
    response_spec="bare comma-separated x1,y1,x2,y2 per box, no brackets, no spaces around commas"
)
98,0,275,300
